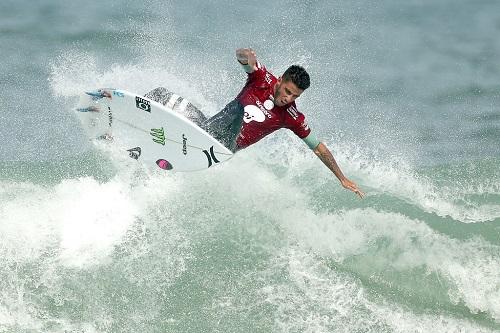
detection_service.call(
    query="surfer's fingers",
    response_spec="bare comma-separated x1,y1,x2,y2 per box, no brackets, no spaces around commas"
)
348,184,365,199
355,189,365,199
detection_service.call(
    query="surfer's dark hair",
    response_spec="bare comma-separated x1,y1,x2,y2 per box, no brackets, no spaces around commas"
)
283,65,310,90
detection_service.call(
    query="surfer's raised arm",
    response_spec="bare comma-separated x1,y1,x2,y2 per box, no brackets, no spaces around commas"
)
236,48,258,73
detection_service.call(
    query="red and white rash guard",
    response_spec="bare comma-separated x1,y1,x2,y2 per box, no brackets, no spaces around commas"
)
235,62,311,150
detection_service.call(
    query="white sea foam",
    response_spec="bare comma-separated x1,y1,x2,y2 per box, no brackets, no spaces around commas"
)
49,48,220,118
1,137,497,331
0,177,133,267
0,168,191,331
253,246,499,332
338,146,500,223
287,208,500,322
205,150,500,324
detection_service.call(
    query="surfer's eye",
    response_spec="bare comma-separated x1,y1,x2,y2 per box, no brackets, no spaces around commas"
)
285,88,299,98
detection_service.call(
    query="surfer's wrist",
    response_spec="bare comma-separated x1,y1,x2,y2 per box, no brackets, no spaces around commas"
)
238,59,254,73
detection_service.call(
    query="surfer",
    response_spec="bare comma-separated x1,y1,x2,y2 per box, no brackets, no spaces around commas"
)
146,48,364,198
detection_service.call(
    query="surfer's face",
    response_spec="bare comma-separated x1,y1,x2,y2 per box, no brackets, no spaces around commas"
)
273,78,303,107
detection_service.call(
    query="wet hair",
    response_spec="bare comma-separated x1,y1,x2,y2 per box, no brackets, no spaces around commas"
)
282,65,310,90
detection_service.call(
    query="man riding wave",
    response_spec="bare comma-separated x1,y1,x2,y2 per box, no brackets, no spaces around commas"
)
146,48,364,198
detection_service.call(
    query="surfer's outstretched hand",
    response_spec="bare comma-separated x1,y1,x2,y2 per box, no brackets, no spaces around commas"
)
236,48,257,67
341,178,365,199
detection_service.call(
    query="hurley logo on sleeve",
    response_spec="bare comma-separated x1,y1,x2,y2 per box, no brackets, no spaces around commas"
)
136,96,151,112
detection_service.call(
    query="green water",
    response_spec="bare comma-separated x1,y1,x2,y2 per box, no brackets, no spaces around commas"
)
1,0,499,332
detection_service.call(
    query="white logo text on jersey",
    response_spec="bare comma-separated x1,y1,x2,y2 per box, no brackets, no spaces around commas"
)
264,73,272,85
286,105,299,120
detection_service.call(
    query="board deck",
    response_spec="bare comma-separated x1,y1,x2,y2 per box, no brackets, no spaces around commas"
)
75,88,233,171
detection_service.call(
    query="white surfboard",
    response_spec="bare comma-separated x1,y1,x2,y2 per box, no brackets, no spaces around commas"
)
75,88,233,172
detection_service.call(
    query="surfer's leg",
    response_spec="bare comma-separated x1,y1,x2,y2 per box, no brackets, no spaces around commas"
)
144,87,207,126
144,87,170,105
183,103,208,127
202,100,244,152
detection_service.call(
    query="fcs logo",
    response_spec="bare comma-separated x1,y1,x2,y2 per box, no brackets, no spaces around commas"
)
150,127,165,145
136,96,151,112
